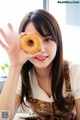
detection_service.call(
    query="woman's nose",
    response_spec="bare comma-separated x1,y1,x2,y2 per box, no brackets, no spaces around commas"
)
40,44,46,52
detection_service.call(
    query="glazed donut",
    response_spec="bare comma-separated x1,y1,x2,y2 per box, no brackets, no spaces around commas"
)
20,33,42,54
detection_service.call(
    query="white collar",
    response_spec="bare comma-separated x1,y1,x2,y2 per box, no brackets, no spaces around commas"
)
29,68,53,102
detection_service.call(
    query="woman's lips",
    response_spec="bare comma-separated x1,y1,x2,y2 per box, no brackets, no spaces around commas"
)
35,56,48,62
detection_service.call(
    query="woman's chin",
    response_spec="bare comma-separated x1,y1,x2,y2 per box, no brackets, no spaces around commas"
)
34,63,50,69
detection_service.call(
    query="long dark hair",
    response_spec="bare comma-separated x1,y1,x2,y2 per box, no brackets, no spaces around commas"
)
19,9,68,111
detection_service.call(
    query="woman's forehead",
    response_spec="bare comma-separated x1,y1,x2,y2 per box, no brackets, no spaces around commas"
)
25,22,37,33
25,22,50,37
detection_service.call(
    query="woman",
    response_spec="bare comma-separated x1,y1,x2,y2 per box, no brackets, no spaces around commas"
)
0,9,80,120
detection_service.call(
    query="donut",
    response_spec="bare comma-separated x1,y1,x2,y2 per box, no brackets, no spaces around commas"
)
20,33,42,54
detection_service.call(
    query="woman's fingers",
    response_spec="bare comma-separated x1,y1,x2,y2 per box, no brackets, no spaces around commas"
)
0,39,8,51
8,23,14,32
20,32,27,38
0,24,19,46
0,28,10,45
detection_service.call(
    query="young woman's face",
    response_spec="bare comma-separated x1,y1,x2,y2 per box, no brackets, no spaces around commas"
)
25,22,57,68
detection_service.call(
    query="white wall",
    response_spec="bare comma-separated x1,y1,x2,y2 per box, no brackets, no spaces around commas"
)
49,0,80,63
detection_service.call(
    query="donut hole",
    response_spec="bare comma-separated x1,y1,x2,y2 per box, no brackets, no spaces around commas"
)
28,40,34,46
20,33,42,53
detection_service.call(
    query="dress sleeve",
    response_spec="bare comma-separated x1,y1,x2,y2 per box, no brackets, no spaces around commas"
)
69,62,80,99
16,75,22,96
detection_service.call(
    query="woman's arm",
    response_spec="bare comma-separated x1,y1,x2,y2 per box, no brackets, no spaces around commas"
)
0,23,41,119
0,65,22,119
75,98,80,120
70,62,80,120
13,94,21,118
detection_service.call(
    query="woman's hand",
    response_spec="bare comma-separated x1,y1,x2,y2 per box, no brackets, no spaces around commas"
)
0,23,41,67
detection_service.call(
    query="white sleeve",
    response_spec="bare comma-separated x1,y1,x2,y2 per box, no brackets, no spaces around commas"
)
16,75,22,96
69,62,80,99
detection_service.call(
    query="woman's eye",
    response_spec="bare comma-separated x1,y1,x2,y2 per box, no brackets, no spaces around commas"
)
45,38,52,42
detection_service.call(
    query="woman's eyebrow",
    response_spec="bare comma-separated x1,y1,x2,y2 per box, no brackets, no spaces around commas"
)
44,35,52,39
42,34,51,37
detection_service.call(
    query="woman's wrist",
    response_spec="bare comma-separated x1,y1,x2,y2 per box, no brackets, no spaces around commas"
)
10,63,22,69
9,64,22,73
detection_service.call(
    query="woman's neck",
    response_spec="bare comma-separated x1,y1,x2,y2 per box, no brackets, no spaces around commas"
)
34,64,52,81
34,64,52,97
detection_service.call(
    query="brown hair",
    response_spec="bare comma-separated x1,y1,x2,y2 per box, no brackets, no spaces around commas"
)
19,9,68,112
